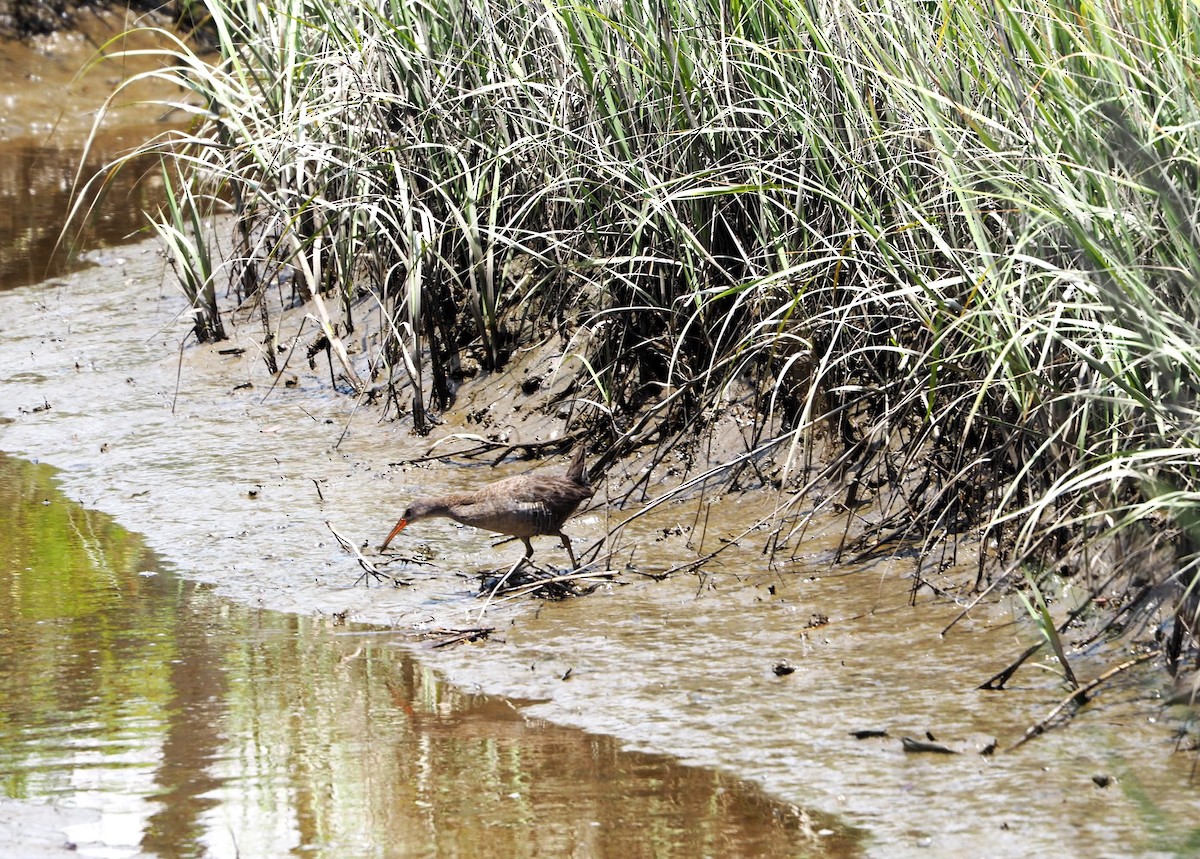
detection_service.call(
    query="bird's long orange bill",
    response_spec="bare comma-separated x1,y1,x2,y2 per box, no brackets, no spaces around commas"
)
380,518,409,551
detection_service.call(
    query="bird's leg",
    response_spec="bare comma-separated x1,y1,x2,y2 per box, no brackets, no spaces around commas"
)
476,541,533,623
495,542,532,590
559,533,578,570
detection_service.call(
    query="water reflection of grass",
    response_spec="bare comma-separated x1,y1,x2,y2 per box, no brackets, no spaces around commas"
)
0,453,173,807
87,0,1200,695
1118,765,1200,857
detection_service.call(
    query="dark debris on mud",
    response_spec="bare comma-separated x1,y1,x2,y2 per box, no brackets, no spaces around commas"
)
476,563,618,602
421,627,496,648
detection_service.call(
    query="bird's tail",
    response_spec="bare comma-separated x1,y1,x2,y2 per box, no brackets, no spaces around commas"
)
566,443,588,484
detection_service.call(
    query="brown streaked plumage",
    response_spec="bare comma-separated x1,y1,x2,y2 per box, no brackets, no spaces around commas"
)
380,446,594,569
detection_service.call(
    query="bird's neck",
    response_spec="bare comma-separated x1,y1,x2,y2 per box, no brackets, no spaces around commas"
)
417,493,476,518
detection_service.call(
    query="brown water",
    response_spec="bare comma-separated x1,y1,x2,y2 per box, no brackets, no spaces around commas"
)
1,14,1200,859
0,5,186,292
0,137,166,291
0,452,847,858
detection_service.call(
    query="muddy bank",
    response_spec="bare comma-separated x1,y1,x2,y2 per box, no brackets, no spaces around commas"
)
1,234,1198,858
0,1,198,40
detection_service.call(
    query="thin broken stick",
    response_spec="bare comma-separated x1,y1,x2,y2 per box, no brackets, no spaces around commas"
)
325,520,407,586
1014,649,1162,749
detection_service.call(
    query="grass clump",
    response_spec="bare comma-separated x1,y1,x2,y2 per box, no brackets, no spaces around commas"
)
94,0,1200,682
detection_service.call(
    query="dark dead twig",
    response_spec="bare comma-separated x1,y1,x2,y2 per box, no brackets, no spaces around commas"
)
901,736,959,754
385,434,581,469
422,627,495,648
259,315,308,404
171,328,195,415
850,729,889,739
979,643,1045,691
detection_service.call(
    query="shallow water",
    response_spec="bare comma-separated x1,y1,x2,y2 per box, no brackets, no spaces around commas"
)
0,136,165,292
0,7,186,292
0,452,844,858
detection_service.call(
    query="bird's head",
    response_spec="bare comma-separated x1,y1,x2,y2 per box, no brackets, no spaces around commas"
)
379,498,442,551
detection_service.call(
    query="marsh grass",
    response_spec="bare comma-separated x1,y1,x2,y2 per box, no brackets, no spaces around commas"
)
92,0,1200,679
153,162,225,342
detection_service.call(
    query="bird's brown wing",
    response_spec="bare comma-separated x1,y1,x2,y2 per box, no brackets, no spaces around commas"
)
507,479,593,528
498,475,586,502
